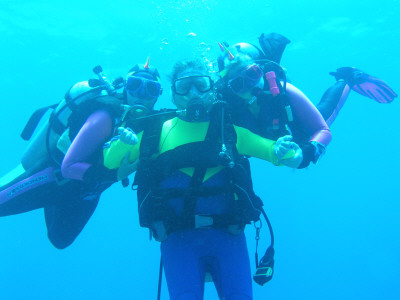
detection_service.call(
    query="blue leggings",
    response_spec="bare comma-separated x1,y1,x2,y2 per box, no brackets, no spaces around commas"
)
161,228,253,300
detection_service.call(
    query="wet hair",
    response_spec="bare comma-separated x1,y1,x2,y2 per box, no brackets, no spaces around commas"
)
170,59,209,82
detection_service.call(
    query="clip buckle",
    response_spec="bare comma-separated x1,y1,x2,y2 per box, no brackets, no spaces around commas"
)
195,214,214,228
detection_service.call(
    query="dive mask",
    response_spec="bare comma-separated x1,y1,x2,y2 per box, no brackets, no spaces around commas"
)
126,76,162,99
172,75,213,96
228,64,263,94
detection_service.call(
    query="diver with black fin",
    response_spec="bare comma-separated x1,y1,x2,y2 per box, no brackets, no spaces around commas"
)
0,58,172,249
216,33,397,287
217,33,397,170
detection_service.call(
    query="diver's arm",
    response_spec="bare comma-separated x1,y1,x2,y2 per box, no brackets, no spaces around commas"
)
103,129,142,170
234,125,302,168
61,110,116,181
286,83,332,146
286,83,332,168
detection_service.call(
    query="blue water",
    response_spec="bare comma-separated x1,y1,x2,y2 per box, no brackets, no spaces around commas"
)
1,1,399,299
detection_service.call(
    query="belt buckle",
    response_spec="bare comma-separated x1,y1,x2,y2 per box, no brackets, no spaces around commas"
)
195,214,214,228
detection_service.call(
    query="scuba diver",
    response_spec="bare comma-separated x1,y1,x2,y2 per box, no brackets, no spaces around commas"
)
216,33,397,168
210,33,398,289
103,59,303,300
0,59,165,249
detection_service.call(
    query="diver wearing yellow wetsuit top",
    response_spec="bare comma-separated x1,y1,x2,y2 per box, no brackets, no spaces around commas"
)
103,59,303,300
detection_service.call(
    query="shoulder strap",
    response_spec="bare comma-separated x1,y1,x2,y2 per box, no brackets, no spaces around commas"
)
132,112,175,188
138,113,167,161
176,104,235,228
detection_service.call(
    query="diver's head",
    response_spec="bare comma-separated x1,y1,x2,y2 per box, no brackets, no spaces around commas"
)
125,58,163,116
217,42,263,74
218,46,264,103
171,59,214,121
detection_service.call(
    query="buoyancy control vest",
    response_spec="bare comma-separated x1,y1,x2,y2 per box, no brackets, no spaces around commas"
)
251,60,295,140
132,102,264,239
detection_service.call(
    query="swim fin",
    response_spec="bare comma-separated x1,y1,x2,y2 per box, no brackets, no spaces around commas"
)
258,32,291,64
330,67,397,103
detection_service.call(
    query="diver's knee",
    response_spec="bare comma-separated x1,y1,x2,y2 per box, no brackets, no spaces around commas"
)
47,234,74,250
50,240,72,250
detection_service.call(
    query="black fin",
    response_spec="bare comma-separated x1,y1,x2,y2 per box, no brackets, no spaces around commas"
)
258,32,291,64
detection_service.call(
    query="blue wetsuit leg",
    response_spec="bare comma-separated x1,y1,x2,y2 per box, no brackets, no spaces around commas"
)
44,180,102,249
161,228,252,300
1,167,108,249
316,81,348,123
0,169,59,216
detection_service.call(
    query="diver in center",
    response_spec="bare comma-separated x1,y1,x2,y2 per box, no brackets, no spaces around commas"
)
103,59,303,300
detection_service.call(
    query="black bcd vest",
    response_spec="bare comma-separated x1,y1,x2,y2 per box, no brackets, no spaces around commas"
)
133,103,264,235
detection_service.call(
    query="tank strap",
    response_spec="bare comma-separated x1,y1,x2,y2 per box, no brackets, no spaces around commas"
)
20,104,58,141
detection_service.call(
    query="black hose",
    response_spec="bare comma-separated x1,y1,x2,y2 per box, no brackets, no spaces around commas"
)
157,258,163,300
261,207,274,247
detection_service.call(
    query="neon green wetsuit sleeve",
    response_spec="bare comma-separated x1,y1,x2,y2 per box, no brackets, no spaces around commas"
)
234,125,294,165
103,131,143,169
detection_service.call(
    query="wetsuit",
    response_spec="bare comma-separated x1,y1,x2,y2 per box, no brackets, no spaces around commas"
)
0,109,118,249
104,116,294,300
47,109,118,248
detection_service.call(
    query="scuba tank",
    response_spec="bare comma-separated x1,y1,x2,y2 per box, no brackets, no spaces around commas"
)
20,66,124,172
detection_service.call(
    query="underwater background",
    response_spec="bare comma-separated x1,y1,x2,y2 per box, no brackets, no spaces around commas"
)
0,0,399,299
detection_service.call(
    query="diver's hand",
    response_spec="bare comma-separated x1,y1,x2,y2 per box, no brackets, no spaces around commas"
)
117,152,139,181
274,135,303,168
274,135,297,159
118,127,138,145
